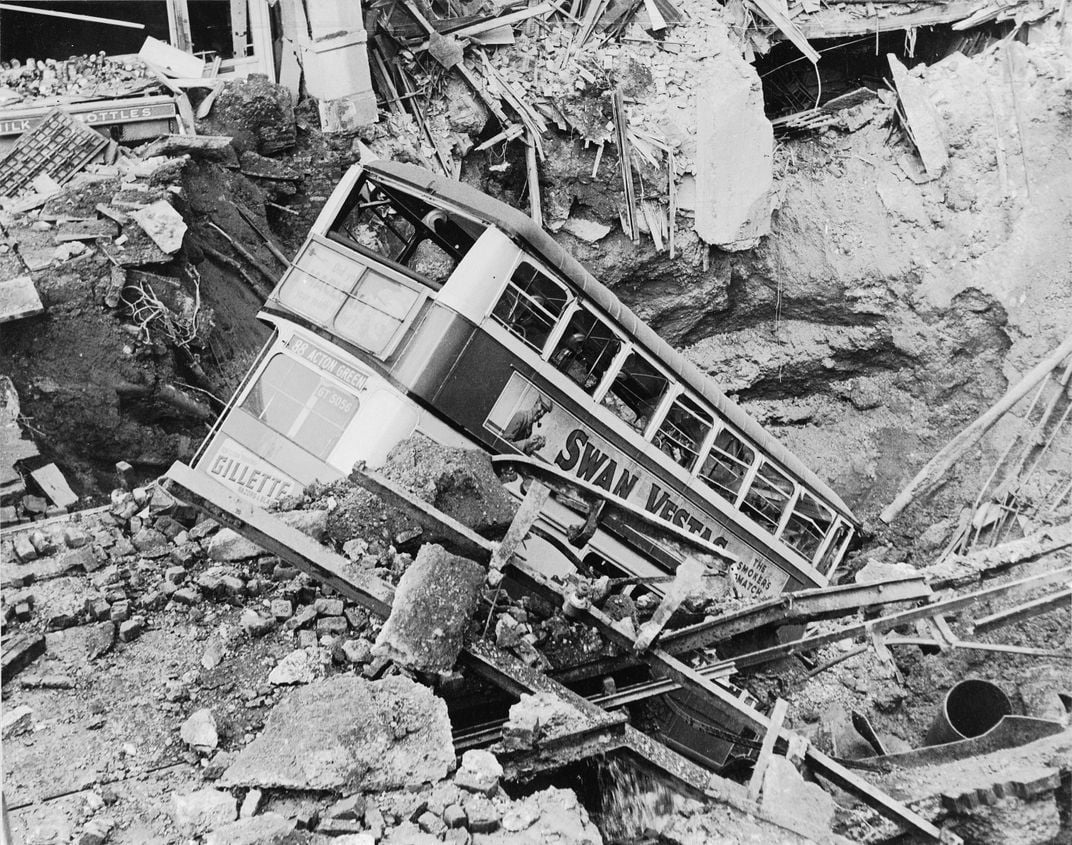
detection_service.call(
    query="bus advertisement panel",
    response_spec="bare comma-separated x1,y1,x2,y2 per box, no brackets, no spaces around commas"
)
484,371,792,599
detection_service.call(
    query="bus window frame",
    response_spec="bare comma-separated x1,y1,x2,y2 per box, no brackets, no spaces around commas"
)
815,515,853,574
697,421,759,509
324,174,478,292
489,254,574,357
282,234,430,360
652,387,714,473
778,486,836,563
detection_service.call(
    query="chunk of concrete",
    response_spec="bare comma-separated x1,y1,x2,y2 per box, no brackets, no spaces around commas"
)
760,756,835,839
501,692,586,751
204,812,297,845
219,674,453,792
267,648,317,685
130,200,187,254
2,705,33,738
373,544,485,673
454,749,503,796
180,708,219,752
693,57,774,251
171,789,237,837
0,275,44,323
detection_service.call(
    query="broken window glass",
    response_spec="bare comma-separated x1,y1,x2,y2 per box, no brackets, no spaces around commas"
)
816,520,851,575
741,461,794,536
781,490,835,561
550,307,621,393
327,178,479,285
654,394,712,470
601,351,670,434
698,428,755,504
490,261,570,353
241,355,360,460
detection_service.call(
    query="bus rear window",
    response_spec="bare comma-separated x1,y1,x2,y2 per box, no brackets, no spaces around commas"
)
699,428,755,503
278,241,422,357
328,179,478,285
550,308,620,393
741,461,794,535
241,355,359,460
782,490,834,561
602,351,669,434
654,395,712,470
491,261,569,353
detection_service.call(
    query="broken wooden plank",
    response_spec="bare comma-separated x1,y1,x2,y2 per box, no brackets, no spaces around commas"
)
667,150,676,259
427,3,555,43
635,557,704,652
658,575,931,656
54,220,118,243
748,698,788,801
882,334,1072,523
612,88,639,242
488,480,550,577
703,563,1072,672
0,3,143,28
138,35,205,79
525,133,543,225
887,54,948,178
746,0,819,63
30,463,78,508
972,586,1072,634
0,276,44,324
1,633,46,685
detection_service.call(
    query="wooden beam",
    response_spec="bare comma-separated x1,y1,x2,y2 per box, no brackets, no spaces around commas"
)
745,0,818,63
488,480,549,575
747,698,788,802
0,3,143,28
882,333,1072,523
972,587,1072,633
703,564,1072,672
612,88,639,242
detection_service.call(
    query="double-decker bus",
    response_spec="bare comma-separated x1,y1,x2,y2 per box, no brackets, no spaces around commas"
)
194,160,858,606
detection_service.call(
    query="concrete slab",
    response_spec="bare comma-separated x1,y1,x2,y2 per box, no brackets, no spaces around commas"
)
0,275,44,323
219,674,453,792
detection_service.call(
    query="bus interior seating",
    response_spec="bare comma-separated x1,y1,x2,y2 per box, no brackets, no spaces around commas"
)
491,261,569,352
550,308,620,392
654,395,713,470
328,177,483,285
601,352,669,434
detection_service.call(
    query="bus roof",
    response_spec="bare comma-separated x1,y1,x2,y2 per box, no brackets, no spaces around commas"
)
364,160,856,522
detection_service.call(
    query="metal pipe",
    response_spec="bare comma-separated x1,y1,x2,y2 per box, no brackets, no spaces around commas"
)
926,678,1012,746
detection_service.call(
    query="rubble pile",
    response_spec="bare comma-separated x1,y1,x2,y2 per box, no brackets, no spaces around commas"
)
0,475,615,843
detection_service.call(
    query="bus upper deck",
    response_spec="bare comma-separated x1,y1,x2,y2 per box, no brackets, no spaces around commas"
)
194,160,858,600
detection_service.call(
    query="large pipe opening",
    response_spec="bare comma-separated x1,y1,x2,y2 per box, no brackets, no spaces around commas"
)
926,678,1012,746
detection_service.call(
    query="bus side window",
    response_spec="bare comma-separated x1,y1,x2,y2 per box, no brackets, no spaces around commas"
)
550,308,620,393
741,460,794,536
490,262,569,353
699,428,755,504
601,351,669,434
781,490,834,561
654,394,712,470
